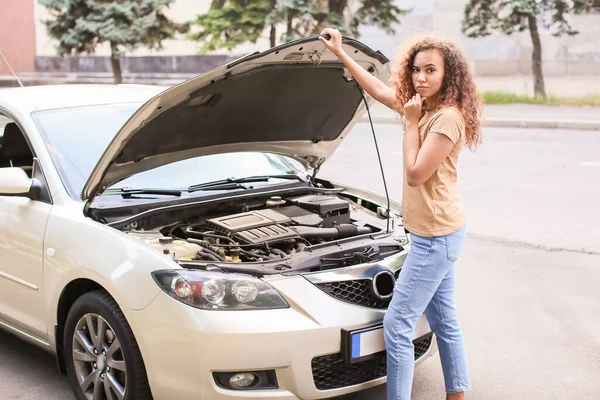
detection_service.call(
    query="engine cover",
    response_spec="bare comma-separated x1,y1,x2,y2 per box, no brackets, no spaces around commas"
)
207,209,291,233
206,209,297,244
235,224,298,244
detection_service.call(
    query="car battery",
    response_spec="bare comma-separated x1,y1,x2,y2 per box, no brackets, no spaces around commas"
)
287,194,351,228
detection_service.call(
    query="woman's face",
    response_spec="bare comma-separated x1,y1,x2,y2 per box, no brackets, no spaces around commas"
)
411,49,445,102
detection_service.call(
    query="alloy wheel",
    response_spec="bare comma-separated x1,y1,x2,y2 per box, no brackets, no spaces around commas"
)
72,313,127,400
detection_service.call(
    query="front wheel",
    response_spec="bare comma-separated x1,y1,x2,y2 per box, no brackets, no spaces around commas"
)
64,290,151,400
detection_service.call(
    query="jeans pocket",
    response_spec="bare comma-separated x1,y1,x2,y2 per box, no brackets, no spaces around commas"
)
444,227,466,262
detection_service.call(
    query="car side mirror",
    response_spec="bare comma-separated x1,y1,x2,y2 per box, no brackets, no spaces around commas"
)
0,167,40,198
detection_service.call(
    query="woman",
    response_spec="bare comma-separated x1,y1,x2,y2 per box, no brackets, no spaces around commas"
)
319,29,482,400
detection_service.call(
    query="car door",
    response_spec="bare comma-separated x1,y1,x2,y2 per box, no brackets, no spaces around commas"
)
0,114,52,341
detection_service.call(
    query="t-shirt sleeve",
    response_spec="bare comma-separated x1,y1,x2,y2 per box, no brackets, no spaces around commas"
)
429,108,465,144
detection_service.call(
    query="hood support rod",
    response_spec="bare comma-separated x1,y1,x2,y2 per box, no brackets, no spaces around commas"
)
357,84,391,233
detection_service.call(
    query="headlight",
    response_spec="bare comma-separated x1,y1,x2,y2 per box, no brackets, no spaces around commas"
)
152,270,289,310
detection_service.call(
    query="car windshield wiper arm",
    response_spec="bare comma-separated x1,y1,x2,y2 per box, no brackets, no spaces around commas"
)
104,188,182,198
188,174,305,193
188,182,250,192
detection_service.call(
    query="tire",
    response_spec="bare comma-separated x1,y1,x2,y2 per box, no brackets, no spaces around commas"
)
64,289,151,400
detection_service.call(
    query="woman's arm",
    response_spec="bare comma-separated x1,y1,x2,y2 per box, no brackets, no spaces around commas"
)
403,94,455,187
319,28,397,111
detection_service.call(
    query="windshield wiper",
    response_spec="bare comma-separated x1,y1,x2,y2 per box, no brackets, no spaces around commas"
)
188,174,305,193
104,188,182,198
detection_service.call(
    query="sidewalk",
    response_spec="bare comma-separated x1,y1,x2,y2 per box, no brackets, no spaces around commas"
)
0,72,186,87
2,72,600,130
365,103,600,131
363,74,600,130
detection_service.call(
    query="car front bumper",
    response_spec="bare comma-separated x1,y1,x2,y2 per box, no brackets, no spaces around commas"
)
124,273,436,400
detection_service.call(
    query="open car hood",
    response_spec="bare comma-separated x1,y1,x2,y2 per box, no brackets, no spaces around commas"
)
81,35,390,201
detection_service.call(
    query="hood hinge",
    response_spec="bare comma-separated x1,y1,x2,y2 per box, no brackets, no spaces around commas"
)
310,158,326,184
82,184,104,217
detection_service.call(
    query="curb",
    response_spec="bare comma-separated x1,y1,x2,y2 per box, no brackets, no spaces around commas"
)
484,118,600,131
361,115,600,131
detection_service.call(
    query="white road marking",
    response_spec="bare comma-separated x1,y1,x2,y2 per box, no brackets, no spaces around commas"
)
579,162,600,167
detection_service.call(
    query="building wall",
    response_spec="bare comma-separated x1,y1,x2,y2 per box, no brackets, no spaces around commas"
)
0,0,36,73
31,0,600,76
356,0,600,76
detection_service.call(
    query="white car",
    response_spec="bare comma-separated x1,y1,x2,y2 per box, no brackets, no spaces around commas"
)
0,36,435,400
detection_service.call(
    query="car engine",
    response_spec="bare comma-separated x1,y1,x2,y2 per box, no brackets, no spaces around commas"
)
124,192,406,274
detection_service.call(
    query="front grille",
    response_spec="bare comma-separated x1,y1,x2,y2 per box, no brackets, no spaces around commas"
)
311,333,433,390
312,349,387,391
314,279,391,309
414,333,433,358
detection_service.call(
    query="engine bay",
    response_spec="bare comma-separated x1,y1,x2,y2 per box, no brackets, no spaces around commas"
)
122,191,406,275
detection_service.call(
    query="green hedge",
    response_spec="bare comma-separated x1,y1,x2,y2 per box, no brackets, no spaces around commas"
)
482,91,600,106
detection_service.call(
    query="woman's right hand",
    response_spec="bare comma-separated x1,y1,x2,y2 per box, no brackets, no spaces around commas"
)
319,28,344,57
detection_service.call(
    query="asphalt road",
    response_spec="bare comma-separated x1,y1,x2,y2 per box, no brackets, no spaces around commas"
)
2,124,599,400
321,124,600,255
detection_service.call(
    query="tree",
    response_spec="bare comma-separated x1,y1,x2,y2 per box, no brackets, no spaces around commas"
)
189,0,276,53
463,0,600,99
190,0,409,53
40,0,184,84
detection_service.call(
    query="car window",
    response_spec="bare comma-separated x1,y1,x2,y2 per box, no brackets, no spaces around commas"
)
32,104,307,199
0,114,34,178
114,152,301,190
0,115,11,135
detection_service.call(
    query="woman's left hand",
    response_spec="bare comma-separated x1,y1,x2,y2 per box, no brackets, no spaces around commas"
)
404,94,425,125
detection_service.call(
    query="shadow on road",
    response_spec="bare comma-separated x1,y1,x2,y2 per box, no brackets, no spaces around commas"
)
0,328,73,399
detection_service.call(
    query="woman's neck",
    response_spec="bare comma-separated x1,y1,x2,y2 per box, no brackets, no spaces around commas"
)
424,94,440,111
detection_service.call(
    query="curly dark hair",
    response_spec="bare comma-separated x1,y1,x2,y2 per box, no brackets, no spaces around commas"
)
390,33,483,149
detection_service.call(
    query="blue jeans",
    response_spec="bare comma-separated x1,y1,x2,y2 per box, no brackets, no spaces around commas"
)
383,226,470,399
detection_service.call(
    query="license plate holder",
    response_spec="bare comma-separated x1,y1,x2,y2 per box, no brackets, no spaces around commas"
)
341,320,385,364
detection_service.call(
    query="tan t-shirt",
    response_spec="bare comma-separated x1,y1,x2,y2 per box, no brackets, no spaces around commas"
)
401,107,465,237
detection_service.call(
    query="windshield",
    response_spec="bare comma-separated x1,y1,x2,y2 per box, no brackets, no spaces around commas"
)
32,103,306,199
